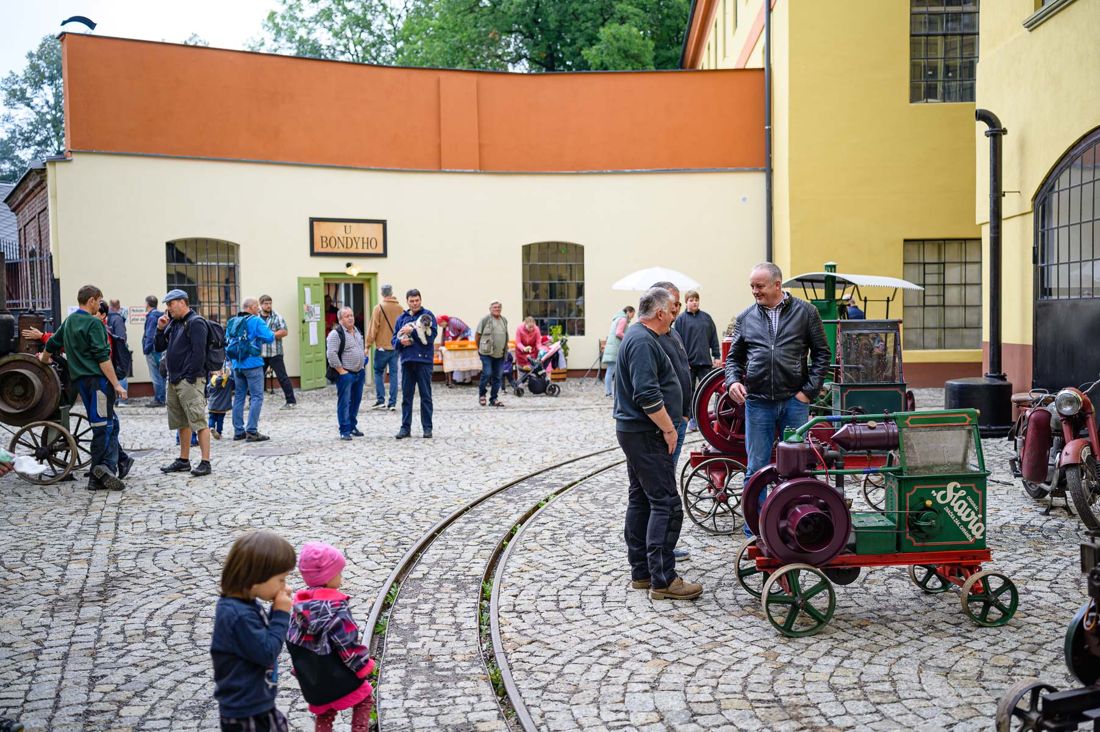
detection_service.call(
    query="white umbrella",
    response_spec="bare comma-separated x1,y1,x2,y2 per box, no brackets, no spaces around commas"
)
611,266,701,291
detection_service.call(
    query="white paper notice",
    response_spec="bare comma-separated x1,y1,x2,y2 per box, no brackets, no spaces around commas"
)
309,321,318,346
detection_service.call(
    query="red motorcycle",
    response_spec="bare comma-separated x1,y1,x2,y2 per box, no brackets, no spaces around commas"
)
1010,375,1100,529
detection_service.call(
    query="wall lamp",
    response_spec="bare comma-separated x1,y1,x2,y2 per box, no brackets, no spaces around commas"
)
345,262,360,277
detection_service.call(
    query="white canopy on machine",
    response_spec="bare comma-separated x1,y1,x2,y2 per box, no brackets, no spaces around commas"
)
783,272,924,291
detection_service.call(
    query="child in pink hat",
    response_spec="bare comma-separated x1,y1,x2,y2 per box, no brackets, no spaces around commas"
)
286,542,375,732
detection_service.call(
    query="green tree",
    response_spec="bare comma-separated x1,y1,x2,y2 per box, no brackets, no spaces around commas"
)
396,0,511,71
0,35,63,182
583,23,655,71
252,0,404,64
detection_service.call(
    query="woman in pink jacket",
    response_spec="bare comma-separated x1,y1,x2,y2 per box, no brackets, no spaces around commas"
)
514,317,542,371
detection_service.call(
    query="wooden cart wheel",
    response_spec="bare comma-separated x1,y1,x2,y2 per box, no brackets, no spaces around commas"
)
908,564,950,594
994,678,1056,732
680,457,744,536
8,420,78,485
960,571,1018,627
761,563,835,638
69,410,94,470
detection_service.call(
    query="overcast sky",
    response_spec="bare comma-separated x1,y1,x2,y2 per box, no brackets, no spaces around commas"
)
1,0,275,84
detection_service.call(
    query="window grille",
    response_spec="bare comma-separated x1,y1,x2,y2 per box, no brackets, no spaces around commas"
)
521,242,585,336
910,0,979,103
903,239,982,349
165,239,240,325
1036,130,1100,300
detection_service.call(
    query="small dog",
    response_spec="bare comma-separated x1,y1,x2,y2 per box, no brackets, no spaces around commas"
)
413,314,433,345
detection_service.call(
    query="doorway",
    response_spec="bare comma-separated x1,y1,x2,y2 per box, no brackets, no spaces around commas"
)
324,280,368,338
297,272,377,391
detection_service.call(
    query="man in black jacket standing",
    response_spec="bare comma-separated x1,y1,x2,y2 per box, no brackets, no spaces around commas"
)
154,289,213,477
674,289,722,431
615,286,703,601
725,263,830,535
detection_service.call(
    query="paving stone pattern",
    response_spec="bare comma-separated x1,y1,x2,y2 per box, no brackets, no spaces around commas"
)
499,398,1086,730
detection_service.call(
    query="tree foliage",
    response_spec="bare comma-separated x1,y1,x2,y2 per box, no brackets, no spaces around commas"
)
253,0,404,64
0,35,64,182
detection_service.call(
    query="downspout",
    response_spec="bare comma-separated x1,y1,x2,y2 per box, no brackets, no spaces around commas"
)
764,0,773,262
976,109,1007,380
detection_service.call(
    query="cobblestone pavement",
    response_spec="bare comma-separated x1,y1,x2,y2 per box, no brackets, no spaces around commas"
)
499,388,1087,730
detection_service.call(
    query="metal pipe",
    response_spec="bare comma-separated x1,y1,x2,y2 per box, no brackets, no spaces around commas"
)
976,109,1007,380
764,0,773,261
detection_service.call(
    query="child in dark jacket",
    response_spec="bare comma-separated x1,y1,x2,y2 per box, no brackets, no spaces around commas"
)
210,530,297,732
287,543,375,732
207,367,234,439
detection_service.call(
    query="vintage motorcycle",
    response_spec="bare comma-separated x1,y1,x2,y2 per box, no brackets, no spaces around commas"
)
1009,374,1100,529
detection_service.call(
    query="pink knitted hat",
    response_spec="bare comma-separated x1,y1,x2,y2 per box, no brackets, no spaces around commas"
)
298,542,346,588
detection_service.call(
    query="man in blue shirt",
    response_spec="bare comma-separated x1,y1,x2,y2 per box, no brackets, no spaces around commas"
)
392,288,437,439
227,298,276,442
142,294,167,406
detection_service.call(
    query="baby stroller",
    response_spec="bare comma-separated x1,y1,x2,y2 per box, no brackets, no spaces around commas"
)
514,341,562,397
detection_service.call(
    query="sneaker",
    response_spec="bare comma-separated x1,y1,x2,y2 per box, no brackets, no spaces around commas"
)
91,465,125,491
160,458,191,473
190,460,211,477
1,717,26,732
673,547,691,561
423,431,432,439
246,432,270,443
649,577,703,601
395,430,410,440
372,401,386,410
211,429,221,440
630,578,651,590
233,433,247,442
340,434,352,441
350,429,364,437
687,418,698,432
86,476,108,491
388,405,396,412
146,400,166,408
281,402,297,410
117,456,135,480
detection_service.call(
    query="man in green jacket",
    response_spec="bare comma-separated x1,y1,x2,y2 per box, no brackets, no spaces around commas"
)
40,284,129,491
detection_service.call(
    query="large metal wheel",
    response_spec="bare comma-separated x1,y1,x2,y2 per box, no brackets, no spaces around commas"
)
1064,600,1100,686
908,564,950,594
994,679,1056,732
0,354,63,426
1067,445,1100,531
861,472,886,512
692,368,744,454
761,563,836,638
69,410,94,470
8,420,78,485
735,538,768,599
680,457,744,535
960,571,1018,627
742,465,781,537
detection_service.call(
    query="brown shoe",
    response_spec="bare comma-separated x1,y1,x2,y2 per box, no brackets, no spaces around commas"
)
649,577,703,601
630,579,651,590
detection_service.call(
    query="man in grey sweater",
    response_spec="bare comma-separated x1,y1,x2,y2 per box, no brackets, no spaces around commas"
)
614,287,704,601
327,306,367,440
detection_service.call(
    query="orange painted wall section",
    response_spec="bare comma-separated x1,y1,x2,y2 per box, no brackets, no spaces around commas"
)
62,34,764,173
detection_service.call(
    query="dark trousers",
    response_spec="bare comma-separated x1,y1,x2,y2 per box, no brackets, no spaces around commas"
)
689,364,713,406
336,368,366,435
263,354,296,404
77,376,120,474
400,361,434,432
478,354,503,401
618,428,682,589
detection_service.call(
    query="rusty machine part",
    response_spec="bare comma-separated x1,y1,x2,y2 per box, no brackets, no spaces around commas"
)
0,354,63,427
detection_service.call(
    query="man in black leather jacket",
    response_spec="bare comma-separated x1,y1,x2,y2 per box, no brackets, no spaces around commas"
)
724,263,830,535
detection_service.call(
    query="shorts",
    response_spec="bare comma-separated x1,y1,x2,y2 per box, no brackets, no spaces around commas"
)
167,378,208,432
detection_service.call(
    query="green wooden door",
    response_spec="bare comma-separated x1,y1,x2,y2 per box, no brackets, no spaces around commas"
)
298,277,327,390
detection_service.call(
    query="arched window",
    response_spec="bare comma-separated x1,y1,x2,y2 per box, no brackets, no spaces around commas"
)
165,238,240,325
521,242,585,336
1035,128,1100,299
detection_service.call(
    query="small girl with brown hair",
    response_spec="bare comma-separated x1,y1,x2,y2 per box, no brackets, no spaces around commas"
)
211,530,297,732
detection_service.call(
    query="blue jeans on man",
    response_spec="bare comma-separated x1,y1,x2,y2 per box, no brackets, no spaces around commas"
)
77,376,120,474
232,365,265,436
373,348,398,407
337,368,366,436
479,354,503,403
145,352,166,404
400,361,434,434
604,362,616,397
744,395,810,536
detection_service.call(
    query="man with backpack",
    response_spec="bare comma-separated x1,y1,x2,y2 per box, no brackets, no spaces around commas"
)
225,298,276,442
154,289,214,477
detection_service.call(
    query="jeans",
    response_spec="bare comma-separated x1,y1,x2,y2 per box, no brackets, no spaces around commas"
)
77,376,120,474
209,413,226,433
373,349,398,406
232,366,265,435
336,369,366,435
400,361,434,433
479,354,504,402
744,395,810,536
262,354,296,404
145,352,166,403
672,418,687,468
619,428,682,589
604,362,616,396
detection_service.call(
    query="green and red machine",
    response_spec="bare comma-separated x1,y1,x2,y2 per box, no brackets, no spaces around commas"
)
735,408,1017,637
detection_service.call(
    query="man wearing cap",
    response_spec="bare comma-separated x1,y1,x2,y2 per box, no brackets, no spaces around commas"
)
154,289,213,477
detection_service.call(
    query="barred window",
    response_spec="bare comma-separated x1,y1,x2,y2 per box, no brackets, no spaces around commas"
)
165,238,240,325
1036,130,1100,300
522,242,585,336
910,0,979,103
903,239,982,349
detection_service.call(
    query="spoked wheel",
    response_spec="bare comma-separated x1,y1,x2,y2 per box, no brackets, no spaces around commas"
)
994,679,1056,732
1067,446,1100,530
692,368,744,453
69,410,94,470
680,457,745,535
546,383,561,397
960,571,1018,627
8,420,78,485
861,472,886,512
908,564,950,594
761,563,836,637
1064,600,1100,685
735,539,770,599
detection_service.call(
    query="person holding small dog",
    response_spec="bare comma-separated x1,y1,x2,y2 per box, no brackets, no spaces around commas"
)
475,301,509,407
392,289,437,439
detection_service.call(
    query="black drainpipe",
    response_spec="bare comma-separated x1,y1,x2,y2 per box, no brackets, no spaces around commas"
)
764,0,773,262
976,109,1006,380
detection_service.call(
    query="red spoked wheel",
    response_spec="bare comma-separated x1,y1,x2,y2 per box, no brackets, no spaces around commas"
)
742,465,781,537
692,368,745,454
680,456,745,535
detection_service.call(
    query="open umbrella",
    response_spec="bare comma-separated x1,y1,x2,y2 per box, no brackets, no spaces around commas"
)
611,266,700,291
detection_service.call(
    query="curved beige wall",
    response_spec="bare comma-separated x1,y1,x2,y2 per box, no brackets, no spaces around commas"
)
49,154,765,384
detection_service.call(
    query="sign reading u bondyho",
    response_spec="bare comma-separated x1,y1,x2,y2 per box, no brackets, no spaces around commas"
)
310,218,387,257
